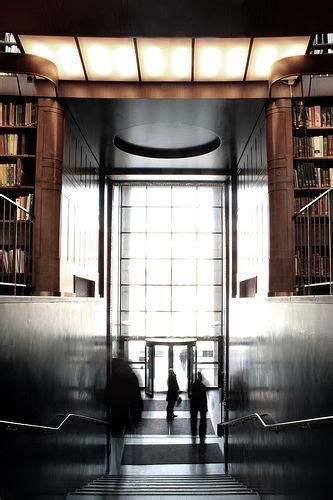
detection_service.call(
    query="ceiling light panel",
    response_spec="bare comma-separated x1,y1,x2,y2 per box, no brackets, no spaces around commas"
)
195,38,250,81
247,36,310,81
78,37,138,81
18,35,85,80
137,38,192,81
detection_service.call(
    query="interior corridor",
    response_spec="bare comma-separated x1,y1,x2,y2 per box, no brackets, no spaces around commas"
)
116,389,224,476
67,388,259,497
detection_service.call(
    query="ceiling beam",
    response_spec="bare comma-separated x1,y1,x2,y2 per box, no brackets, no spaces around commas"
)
47,81,291,99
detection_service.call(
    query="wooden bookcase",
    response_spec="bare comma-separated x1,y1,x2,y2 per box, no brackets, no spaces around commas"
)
292,99,333,295
0,98,65,295
0,100,37,208
0,99,37,293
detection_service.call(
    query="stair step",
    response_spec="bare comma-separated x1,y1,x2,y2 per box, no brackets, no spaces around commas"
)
67,474,258,498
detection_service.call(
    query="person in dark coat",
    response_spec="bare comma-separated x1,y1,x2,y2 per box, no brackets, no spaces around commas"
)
190,371,208,443
166,369,179,421
109,358,143,435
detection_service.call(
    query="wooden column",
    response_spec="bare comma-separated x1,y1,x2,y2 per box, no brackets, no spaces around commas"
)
33,98,64,295
266,99,294,295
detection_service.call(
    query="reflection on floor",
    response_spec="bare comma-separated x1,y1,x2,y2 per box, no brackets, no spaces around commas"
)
113,389,224,476
69,391,259,497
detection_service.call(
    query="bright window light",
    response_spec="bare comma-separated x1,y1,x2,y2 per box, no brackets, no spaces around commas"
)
78,37,138,81
114,46,137,77
171,47,191,78
137,38,192,81
284,44,307,57
118,185,224,338
195,38,250,81
18,35,85,80
143,46,165,77
58,44,83,76
30,43,53,61
254,46,278,76
199,47,221,77
87,45,112,76
226,47,248,78
247,36,310,80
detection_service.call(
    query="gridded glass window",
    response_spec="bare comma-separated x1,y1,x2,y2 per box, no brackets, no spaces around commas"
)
119,185,223,338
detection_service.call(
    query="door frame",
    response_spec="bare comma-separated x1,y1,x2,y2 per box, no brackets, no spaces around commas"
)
145,337,197,397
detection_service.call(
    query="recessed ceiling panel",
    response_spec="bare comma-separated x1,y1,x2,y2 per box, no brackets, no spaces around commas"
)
78,37,138,81
114,123,220,158
247,36,310,81
195,38,250,81
18,35,85,80
137,38,192,81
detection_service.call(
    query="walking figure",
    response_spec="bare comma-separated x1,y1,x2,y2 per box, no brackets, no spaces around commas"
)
190,371,207,444
166,369,179,421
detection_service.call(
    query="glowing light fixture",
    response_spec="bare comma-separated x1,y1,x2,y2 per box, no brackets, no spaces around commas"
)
195,38,250,81
247,36,310,80
137,38,192,81
16,35,311,83
18,35,85,80
78,37,138,80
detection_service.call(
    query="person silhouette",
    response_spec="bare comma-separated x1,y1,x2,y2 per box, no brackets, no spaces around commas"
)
109,358,143,435
166,369,179,421
190,371,207,444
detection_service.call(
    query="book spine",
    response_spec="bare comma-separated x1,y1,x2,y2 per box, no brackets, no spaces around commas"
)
314,105,321,127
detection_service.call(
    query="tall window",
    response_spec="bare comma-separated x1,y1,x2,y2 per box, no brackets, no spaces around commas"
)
116,184,224,339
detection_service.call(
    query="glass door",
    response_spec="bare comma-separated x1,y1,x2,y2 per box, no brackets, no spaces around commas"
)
187,343,197,396
173,345,188,392
145,343,155,397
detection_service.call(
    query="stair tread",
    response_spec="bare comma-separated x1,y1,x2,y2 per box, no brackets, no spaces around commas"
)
67,474,258,498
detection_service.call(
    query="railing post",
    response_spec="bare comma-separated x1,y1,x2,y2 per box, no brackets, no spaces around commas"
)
306,206,311,295
294,188,332,295
329,191,333,295
0,194,33,293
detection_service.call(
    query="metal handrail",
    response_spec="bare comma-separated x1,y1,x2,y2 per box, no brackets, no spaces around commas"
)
0,193,33,217
1,193,34,289
293,188,332,217
0,413,109,432
219,412,333,434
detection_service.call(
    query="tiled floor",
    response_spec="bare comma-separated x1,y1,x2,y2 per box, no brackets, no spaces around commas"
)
113,389,225,476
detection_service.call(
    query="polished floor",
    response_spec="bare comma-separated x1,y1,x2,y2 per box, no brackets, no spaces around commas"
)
69,391,260,498
111,389,225,476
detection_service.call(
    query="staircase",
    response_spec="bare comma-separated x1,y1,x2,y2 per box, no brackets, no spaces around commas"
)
67,474,259,498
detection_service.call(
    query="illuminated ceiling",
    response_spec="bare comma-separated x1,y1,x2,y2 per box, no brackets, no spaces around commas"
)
18,35,311,82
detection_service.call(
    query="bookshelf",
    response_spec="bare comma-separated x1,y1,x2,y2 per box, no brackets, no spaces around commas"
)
0,99,37,293
292,99,333,295
0,100,37,209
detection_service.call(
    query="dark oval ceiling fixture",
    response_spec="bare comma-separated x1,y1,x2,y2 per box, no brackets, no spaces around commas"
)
114,123,221,159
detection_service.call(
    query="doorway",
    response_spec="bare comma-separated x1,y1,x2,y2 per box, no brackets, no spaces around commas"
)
112,184,224,400
145,338,197,398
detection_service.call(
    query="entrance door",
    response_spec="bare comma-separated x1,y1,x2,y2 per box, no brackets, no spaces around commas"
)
145,343,154,397
145,339,197,397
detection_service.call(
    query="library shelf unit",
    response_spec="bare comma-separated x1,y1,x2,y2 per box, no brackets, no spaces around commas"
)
0,100,37,294
292,99,333,295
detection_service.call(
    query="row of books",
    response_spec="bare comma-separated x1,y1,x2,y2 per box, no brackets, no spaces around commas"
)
0,133,29,155
0,159,24,186
15,194,34,220
0,102,37,126
295,251,330,278
293,135,333,158
295,195,330,216
0,248,27,274
293,101,333,128
294,163,333,188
